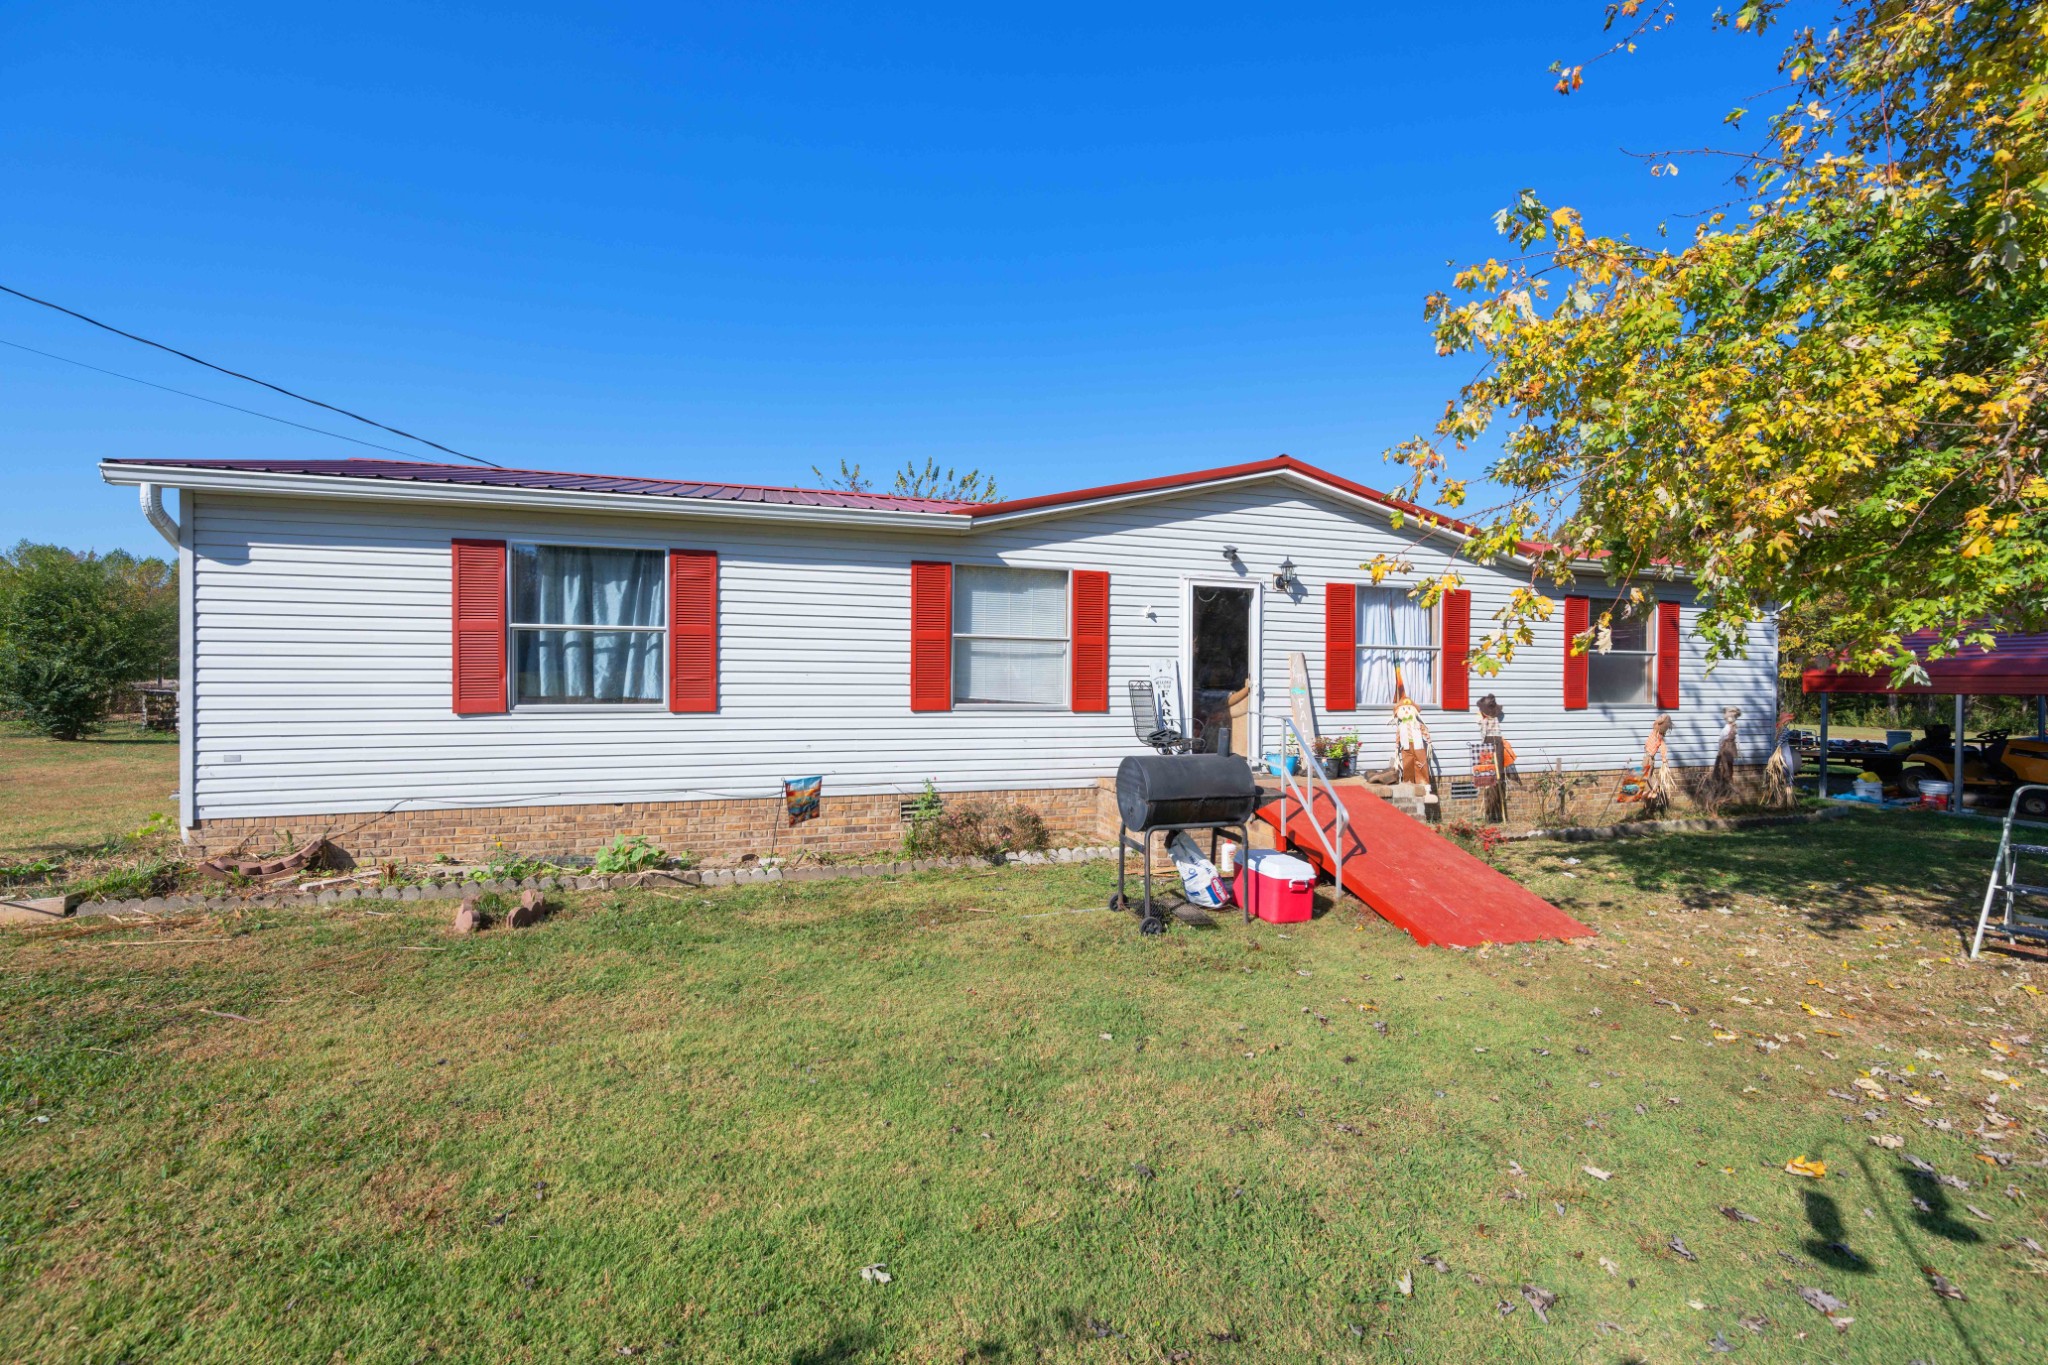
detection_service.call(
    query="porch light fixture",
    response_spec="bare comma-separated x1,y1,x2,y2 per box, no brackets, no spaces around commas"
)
1273,557,1297,591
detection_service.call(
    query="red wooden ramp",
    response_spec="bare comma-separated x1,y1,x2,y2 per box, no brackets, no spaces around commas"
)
1258,787,1594,947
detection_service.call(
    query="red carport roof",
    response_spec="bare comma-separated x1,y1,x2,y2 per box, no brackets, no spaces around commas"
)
1802,631,2048,696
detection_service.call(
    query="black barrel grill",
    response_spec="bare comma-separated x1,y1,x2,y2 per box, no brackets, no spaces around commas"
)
1112,753,1259,934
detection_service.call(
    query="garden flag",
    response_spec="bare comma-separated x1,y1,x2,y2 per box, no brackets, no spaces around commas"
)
784,776,822,827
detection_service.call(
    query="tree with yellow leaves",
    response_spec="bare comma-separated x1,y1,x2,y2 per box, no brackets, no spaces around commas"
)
1383,1,2048,680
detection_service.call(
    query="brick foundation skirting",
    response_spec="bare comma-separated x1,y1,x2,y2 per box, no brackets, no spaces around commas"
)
188,782,1122,865
1432,762,1770,831
187,764,1769,866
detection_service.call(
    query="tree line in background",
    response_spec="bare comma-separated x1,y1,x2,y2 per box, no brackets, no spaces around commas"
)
0,541,177,740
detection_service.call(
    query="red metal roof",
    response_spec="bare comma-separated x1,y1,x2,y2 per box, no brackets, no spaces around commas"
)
110,457,983,513
117,453,1616,572
1802,631,2048,696
116,453,1494,535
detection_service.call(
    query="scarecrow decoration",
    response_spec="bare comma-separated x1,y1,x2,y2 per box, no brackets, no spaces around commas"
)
1703,706,1742,812
1616,715,1679,814
1473,693,1516,821
1389,671,1432,788
1764,709,1798,808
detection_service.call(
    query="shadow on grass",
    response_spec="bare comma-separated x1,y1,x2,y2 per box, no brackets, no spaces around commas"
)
1802,1190,1873,1272
1854,1147,1992,1365
789,1330,877,1364
1592,811,2001,942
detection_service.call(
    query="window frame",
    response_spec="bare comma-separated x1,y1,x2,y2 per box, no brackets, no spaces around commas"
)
950,563,1073,710
1584,597,1659,709
506,539,670,710
1354,586,1442,709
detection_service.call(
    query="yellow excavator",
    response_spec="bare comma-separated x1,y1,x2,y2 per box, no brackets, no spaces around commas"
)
1897,726,2048,818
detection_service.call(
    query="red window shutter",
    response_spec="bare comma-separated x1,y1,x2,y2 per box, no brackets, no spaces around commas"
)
1562,594,1590,710
909,561,953,712
1069,570,1110,712
1325,582,1357,712
1656,599,1682,710
669,549,718,713
1440,589,1472,710
451,538,507,715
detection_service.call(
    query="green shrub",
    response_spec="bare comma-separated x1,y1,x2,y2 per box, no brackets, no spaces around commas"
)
593,834,667,875
0,542,176,739
901,779,945,856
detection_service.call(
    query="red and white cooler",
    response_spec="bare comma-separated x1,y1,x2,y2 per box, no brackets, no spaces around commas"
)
1235,850,1317,924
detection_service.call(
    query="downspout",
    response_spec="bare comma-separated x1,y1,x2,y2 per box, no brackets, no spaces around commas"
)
140,483,180,547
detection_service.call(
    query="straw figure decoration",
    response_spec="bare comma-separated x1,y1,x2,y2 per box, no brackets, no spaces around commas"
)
1704,706,1742,813
1764,710,1798,809
1618,715,1680,815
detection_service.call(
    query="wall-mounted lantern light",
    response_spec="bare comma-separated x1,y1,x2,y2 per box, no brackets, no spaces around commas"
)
1273,557,1297,592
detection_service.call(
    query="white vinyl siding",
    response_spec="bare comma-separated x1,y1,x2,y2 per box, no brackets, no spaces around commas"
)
183,484,1778,822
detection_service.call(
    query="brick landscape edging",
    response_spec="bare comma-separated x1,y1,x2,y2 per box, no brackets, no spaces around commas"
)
64,846,1123,919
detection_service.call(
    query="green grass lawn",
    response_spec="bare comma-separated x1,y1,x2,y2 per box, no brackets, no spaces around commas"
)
0,720,178,864
2,804,2044,1363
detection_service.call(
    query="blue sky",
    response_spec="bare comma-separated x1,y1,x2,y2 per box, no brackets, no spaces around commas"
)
0,2,1778,557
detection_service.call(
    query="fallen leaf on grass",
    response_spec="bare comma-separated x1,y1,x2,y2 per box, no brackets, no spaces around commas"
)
1795,1286,1851,1330
859,1263,892,1284
1582,1165,1612,1181
1669,1235,1698,1262
1394,1270,1412,1298
1520,1284,1557,1323
1709,1333,1734,1353
1720,1206,1761,1224
1784,1156,1827,1179
1417,1253,1450,1275
1927,1271,1967,1301
1597,1256,1620,1276
1869,1134,1904,1149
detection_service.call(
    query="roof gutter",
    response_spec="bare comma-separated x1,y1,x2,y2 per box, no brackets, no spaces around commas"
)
139,483,181,548
100,462,979,535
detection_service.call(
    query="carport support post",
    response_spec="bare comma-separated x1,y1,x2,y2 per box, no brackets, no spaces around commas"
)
2037,694,2045,738
1816,692,1830,797
1954,693,1967,816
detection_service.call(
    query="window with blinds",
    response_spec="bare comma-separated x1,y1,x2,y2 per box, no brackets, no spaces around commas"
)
1588,604,1655,706
952,565,1069,706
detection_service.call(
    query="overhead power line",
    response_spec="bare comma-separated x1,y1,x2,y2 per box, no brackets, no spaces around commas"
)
0,281,499,468
0,337,431,460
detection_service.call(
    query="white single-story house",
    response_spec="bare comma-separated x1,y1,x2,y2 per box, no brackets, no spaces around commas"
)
101,454,1778,862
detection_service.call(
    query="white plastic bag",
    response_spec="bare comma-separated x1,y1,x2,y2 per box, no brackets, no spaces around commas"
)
1167,832,1229,908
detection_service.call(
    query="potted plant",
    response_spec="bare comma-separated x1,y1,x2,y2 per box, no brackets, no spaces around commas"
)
1313,734,1357,778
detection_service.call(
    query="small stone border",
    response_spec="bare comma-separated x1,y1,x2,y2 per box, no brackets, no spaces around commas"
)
1501,806,1856,844
64,846,1122,919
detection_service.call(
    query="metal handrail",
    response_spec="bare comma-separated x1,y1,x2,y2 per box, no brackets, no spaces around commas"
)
1276,717,1349,892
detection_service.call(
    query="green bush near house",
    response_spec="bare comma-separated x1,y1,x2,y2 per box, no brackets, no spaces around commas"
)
0,542,176,740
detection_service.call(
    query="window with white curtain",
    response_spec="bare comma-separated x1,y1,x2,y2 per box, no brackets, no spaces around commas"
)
1587,603,1655,706
510,544,666,704
953,565,1069,706
1358,587,1437,706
